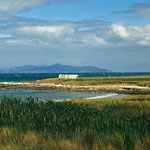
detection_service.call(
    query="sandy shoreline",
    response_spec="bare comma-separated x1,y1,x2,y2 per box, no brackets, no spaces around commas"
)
0,82,150,94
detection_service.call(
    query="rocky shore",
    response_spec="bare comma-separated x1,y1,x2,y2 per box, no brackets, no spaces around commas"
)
0,82,150,94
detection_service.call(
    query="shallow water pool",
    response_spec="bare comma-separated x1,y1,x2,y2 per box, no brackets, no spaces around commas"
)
0,90,126,101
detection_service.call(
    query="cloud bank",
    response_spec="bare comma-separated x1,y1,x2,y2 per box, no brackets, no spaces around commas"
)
1,20,150,50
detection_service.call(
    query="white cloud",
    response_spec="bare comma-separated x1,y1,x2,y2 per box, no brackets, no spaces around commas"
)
0,0,47,13
111,24,129,38
0,0,84,13
81,33,108,47
1,20,150,51
20,26,74,36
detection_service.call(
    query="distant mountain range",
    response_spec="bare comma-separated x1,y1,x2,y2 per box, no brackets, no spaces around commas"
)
0,63,111,73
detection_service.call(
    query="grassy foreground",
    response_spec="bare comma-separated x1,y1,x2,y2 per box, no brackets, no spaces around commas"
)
0,96,150,150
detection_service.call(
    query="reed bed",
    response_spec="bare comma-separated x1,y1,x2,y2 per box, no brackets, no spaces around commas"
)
0,96,149,150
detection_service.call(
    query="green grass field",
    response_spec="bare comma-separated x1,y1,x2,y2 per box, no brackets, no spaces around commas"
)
0,95,150,150
25,76,150,87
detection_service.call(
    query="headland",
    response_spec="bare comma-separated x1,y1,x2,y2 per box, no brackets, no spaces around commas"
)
0,76,150,94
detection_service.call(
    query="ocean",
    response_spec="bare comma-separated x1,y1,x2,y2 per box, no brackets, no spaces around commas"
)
0,72,149,100
0,72,150,82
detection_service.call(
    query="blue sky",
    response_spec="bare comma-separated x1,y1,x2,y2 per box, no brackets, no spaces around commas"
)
0,0,150,71
13,0,150,24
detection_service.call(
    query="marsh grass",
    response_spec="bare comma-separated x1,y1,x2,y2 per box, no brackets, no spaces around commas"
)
0,95,149,150
25,76,150,87
134,136,150,150
0,128,149,150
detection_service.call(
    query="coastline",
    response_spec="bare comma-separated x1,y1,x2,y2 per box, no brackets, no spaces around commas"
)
0,81,150,94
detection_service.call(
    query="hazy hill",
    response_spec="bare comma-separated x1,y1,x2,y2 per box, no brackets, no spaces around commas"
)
0,63,111,73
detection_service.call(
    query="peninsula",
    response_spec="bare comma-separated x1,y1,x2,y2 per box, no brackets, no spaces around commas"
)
1,76,150,94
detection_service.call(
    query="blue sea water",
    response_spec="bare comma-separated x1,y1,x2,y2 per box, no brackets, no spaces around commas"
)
0,72,148,100
0,72,150,82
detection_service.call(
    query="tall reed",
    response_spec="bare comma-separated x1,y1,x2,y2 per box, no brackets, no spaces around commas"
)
0,96,149,150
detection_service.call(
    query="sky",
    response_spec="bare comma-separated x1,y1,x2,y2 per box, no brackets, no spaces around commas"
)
0,0,150,72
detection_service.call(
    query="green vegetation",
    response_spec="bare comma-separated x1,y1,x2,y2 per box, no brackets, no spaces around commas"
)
26,76,150,87
0,95,150,149
0,76,147,94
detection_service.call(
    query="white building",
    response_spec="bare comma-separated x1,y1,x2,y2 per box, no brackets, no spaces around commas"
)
59,74,78,79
